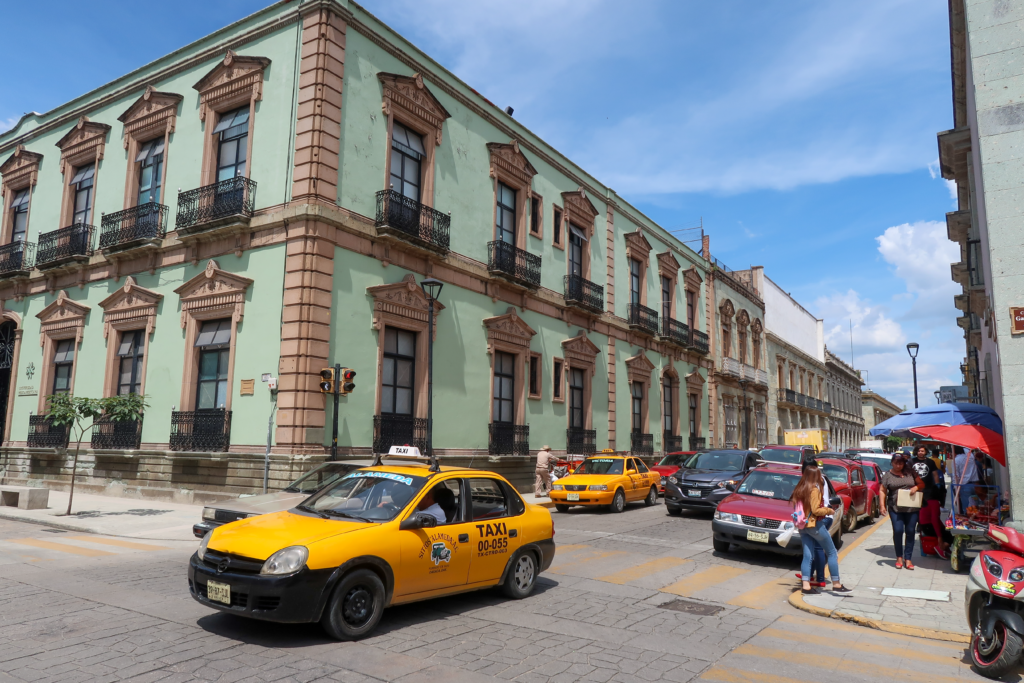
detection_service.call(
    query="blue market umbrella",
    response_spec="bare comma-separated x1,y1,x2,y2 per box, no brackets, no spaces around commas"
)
869,402,1005,464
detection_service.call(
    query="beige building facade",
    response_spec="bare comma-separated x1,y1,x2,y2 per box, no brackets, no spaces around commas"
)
861,391,902,443
825,348,864,451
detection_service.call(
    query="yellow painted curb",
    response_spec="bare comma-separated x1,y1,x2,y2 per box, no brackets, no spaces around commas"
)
786,517,970,644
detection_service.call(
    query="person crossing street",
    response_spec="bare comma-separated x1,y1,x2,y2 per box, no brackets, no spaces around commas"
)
535,445,555,497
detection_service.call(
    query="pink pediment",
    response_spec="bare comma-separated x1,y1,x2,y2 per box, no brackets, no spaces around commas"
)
99,276,164,338
625,349,656,386
174,259,253,327
484,307,536,351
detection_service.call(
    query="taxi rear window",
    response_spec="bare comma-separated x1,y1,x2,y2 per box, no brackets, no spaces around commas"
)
574,459,623,475
302,471,429,522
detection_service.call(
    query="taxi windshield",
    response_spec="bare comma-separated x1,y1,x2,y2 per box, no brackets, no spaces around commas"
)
302,471,429,522
736,471,799,499
759,448,802,464
684,451,744,471
284,463,353,494
574,459,624,475
657,453,690,467
822,464,849,485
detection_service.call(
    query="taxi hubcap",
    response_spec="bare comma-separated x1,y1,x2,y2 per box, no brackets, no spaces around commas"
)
342,586,373,626
514,556,535,590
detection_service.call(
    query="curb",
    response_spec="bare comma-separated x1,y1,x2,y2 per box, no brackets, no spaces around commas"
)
787,517,970,644
0,510,107,535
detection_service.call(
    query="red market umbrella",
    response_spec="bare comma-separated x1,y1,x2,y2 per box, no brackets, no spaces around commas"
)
908,424,1006,466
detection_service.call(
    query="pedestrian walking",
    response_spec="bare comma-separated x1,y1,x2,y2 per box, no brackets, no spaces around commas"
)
804,457,834,587
535,445,555,497
952,447,979,514
910,444,949,557
790,462,850,595
879,454,925,569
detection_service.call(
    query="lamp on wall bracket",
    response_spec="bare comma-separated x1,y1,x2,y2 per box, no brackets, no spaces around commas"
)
420,277,444,458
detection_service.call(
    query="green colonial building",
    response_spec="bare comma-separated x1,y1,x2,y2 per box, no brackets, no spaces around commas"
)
0,0,712,499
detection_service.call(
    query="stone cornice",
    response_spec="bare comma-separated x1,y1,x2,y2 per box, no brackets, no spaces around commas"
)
765,330,825,371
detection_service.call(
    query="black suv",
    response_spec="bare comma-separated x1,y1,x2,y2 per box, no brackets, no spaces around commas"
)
664,449,763,514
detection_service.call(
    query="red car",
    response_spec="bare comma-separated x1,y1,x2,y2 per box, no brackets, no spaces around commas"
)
711,463,844,555
861,461,883,519
819,457,873,532
652,451,696,493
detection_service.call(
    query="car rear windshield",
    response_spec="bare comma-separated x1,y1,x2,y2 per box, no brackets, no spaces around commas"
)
303,471,429,522
862,465,877,481
685,451,745,471
759,448,801,464
736,471,799,499
862,456,892,474
657,453,690,467
285,463,357,493
822,464,849,485
574,459,623,475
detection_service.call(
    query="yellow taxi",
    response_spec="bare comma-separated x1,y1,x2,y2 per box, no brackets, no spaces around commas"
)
549,453,659,513
188,458,555,640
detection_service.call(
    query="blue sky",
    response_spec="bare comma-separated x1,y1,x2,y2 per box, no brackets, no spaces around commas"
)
0,0,960,412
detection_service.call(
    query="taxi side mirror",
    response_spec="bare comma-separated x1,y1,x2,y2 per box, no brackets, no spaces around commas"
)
626,468,636,475
399,512,437,530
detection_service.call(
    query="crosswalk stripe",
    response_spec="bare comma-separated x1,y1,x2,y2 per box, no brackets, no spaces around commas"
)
596,557,691,584
701,665,809,682
731,644,968,683
758,627,963,665
727,576,796,609
8,538,116,557
67,536,166,551
661,565,748,596
548,549,628,573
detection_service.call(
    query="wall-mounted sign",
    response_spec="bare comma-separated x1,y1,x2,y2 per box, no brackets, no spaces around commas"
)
239,379,255,396
17,385,37,396
1011,307,1024,335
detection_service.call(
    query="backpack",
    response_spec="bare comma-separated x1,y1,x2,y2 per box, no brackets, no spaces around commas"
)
792,500,808,529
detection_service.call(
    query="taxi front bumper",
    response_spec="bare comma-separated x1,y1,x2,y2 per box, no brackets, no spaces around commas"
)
548,488,617,506
188,552,334,623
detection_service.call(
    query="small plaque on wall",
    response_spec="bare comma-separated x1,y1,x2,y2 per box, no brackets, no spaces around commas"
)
1011,308,1024,335
240,379,255,396
17,386,36,396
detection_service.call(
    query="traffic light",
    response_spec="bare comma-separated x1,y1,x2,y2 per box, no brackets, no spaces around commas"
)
319,368,335,393
340,368,357,395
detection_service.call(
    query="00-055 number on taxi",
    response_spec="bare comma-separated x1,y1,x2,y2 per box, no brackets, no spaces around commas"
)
188,463,555,640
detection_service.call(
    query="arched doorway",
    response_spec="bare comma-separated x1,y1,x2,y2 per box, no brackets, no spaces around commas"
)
0,321,16,444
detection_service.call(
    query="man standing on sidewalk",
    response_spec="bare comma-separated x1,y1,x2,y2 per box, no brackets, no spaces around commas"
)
535,445,555,497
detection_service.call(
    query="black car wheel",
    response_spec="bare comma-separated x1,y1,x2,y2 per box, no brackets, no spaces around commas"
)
870,496,880,520
321,569,385,640
667,506,682,516
842,507,856,533
609,489,626,513
502,552,538,599
644,486,658,507
555,504,570,513
713,538,730,553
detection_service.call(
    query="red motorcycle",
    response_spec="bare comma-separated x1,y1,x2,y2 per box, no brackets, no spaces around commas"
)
966,524,1024,677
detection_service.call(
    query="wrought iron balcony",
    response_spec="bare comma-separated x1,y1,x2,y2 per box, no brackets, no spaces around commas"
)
374,189,450,254
689,436,706,450
630,431,653,456
488,240,541,288
169,409,231,452
175,176,256,234
566,427,596,455
488,422,529,456
99,202,168,252
564,274,604,313
91,416,143,450
823,402,832,414
778,388,797,405
0,241,34,276
36,223,93,268
660,317,689,346
664,432,683,453
373,413,427,454
627,303,659,335
27,415,70,449
688,329,709,355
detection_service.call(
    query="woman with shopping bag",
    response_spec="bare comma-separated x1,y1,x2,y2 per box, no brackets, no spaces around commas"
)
879,454,926,570
790,463,851,596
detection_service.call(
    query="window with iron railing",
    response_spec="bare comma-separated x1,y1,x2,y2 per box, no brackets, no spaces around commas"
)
968,239,984,287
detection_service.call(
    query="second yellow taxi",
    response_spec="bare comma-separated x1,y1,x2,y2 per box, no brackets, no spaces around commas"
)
549,454,659,512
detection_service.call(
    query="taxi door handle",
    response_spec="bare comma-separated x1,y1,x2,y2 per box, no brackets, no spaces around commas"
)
509,529,518,538
459,534,469,543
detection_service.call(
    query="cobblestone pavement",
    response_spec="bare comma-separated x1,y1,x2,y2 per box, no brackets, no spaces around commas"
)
0,501,1000,682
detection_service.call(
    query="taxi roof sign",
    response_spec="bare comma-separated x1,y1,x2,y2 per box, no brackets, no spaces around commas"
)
371,444,439,473
388,445,422,457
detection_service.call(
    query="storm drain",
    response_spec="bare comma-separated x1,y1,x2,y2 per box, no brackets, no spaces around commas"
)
658,599,724,616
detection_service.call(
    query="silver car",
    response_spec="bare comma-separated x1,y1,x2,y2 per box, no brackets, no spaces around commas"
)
192,460,373,538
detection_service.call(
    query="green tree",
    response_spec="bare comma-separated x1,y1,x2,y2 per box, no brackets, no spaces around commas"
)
884,436,902,452
44,393,147,515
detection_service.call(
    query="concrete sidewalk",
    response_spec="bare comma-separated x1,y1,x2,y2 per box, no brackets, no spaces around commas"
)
791,516,970,642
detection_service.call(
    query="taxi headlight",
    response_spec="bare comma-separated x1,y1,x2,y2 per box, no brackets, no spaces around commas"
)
261,546,309,575
588,485,608,491
714,511,742,523
197,532,211,561
781,521,795,531
202,507,217,521
552,485,564,491
668,476,679,485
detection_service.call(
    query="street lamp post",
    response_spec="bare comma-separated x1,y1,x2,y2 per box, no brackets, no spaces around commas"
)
906,342,920,408
420,278,444,457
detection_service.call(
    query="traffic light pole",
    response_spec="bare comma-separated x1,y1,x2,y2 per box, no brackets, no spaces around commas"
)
331,362,341,460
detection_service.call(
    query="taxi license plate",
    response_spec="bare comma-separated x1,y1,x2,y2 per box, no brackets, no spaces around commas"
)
746,530,769,544
567,493,580,501
207,580,231,605
687,490,702,497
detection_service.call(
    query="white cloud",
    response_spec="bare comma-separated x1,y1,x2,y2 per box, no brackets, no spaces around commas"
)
0,117,18,135
815,289,904,355
928,158,958,203
876,221,960,323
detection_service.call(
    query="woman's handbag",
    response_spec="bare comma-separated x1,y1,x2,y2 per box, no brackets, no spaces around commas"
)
896,489,923,509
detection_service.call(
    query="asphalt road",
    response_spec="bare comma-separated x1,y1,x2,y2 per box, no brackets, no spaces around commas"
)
0,499,1000,683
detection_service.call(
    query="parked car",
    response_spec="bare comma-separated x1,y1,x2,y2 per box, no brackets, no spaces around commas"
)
193,460,373,538
712,464,844,555
819,457,871,531
758,445,811,467
549,455,659,513
652,451,696,493
861,461,883,519
663,449,762,514
860,454,893,475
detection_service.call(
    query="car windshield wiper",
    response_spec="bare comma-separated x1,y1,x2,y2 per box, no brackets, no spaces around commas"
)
321,509,372,523
295,504,328,519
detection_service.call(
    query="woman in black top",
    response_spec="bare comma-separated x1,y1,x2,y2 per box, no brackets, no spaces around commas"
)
911,445,949,557
879,454,926,569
